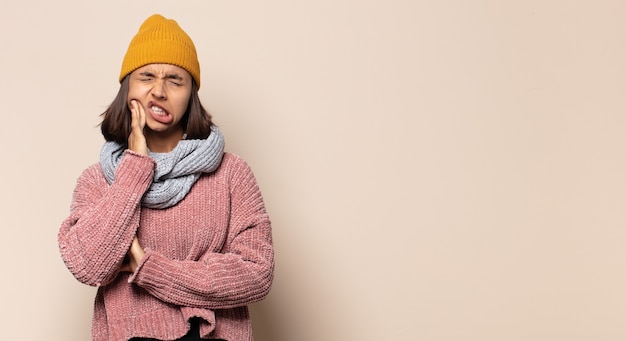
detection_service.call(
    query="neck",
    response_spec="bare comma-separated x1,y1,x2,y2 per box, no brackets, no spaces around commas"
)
144,127,185,153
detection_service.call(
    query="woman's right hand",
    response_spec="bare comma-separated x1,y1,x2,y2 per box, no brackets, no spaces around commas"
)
128,100,148,155
120,237,145,274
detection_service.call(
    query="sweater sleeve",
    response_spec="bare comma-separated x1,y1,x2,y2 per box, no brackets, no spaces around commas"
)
58,150,156,287
128,157,274,309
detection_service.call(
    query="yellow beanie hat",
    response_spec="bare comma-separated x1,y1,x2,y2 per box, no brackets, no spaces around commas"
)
119,14,201,88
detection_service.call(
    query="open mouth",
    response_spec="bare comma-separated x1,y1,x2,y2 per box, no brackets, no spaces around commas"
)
148,102,173,124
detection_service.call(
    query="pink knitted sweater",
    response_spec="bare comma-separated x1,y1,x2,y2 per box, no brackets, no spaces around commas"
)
58,150,274,341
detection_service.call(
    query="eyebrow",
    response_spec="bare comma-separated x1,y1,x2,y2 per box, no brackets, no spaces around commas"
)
138,71,185,81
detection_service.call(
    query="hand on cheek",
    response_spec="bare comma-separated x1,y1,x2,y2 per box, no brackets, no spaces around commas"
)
128,100,148,155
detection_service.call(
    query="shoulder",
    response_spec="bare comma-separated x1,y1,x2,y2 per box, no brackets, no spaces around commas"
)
211,152,259,185
218,152,254,173
77,162,106,183
71,162,108,194
70,162,109,205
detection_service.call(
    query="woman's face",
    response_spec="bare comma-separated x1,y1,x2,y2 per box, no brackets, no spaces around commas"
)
128,63,193,136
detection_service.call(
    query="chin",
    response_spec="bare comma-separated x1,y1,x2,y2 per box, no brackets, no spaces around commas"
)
146,122,183,136
145,122,170,132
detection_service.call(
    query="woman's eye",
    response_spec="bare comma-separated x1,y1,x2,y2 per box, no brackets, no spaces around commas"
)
170,81,182,86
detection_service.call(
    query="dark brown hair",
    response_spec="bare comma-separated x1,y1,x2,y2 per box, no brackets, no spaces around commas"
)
100,76,214,144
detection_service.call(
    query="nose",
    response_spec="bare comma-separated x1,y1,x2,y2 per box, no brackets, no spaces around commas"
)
151,79,167,99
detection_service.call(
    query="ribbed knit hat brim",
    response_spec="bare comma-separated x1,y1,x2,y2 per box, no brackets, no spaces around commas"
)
119,14,201,88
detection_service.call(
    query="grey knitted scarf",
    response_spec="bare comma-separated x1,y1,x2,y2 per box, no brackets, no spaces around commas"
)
100,126,225,209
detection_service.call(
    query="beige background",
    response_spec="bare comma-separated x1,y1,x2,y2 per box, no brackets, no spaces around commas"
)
1,0,626,340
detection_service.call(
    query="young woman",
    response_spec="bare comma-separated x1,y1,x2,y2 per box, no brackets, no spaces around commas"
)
58,14,274,341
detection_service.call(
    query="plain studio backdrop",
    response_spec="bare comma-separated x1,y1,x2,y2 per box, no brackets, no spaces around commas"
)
1,1,626,340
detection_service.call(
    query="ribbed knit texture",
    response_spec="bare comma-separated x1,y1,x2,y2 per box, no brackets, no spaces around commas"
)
58,152,274,341
100,126,225,209
120,14,201,88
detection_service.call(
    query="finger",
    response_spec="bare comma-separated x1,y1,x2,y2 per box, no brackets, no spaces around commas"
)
129,100,139,131
130,237,139,249
128,100,148,155
119,263,131,273
129,237,146,262
129,99,138,115
130,100,146,131
136,102,146,129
